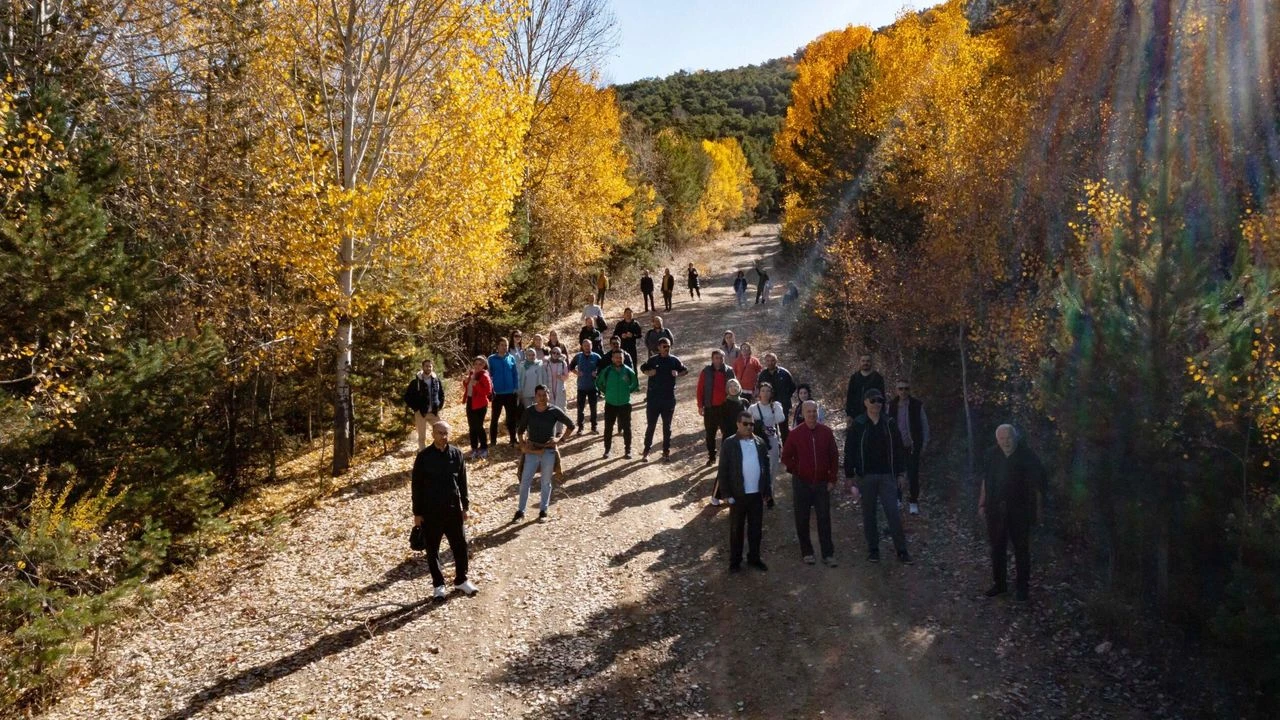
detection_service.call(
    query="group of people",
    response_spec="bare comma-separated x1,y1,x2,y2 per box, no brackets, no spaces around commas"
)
405,268,1047,605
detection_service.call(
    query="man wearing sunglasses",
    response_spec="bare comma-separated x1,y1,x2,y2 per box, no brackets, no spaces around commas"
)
888,381,930,515
717,411,774,572
845,388,912,564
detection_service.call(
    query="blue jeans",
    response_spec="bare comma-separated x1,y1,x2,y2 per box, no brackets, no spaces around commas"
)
519,449,555,513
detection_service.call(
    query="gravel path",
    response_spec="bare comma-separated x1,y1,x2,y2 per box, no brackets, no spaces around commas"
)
41,227,1187,720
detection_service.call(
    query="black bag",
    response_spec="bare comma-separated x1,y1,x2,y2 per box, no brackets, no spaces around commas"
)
409,525,426,551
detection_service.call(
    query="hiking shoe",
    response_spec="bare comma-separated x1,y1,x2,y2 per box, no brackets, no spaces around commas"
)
803,555,816,565
705,455,716,467
591,427,599,434
867,550,881,563
512,510,525,522
432,585,449,601
538,510,548,522
748,559,768,572
897,551,914,565
823,556,839,568
710,497,722,507
623,451,632,459
456,580,479,596
662,451,671,462
984,584,1008,597
909,503,920,515
602,450,611,459
642,449,651,461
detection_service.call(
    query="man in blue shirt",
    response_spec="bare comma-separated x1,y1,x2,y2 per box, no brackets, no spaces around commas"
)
568,338,602,434
488,337,520,446
639,337,688,461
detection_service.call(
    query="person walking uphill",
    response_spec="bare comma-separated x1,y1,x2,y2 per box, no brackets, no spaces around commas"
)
782,401,840,567
514,386,575,522
569,339,602,434
412,421,479,600
640,270,656,313
596,349,641,459
403,359,445,450
889,380,931,515
687,263,701,300
718,411,774,573
980,425,1047,601
488,338,520,447
696,350,737,469
640,337,688,461
845,388,912,564
844,353,886,420
462,357,492,460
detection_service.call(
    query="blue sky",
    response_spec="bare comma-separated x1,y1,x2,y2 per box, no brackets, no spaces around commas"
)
605,0,926,84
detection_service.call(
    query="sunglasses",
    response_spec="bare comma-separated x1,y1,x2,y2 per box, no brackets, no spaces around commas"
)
737,420,753,426
868,398,885,405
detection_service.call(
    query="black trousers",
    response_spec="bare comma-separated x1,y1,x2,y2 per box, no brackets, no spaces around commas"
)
576,386,599,430
603,402,632,453
988,506,1031,592
859,474,908,554
729,493,764,566
424,509,468,587
793,479,834,559
596,288,606,305
662,291,673,310
489,392,519,445
756,284,767,303
642,291,656,312
779,403,791,445
466,406,488,451
644,398,676,453
689,285,700,299
704,404,730,457
903,445,922,502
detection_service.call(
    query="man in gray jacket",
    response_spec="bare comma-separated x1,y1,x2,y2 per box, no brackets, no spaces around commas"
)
717,411,774,572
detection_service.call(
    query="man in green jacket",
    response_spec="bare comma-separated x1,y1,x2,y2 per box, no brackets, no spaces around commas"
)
596,348,640,459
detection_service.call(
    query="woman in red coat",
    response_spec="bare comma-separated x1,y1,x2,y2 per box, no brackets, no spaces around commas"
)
463,356,493,460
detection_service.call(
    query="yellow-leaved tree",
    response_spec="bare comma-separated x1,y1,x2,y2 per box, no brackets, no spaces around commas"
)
694,137,757,233
248,0,532,474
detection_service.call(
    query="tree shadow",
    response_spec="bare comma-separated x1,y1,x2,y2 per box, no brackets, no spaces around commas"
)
336,468,410,502
159,598,442,720
356,522,532,596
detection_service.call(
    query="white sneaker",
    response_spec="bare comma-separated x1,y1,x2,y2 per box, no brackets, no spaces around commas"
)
710,497,721,506
909,503,920,515
456,580,479,596
432,585,449,601
803,555,816,565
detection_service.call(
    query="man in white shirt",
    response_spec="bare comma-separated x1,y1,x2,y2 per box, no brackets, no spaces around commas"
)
716,410,774,572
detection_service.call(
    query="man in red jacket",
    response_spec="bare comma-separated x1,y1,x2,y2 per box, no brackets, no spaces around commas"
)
695,349,737,467
782,400,841,566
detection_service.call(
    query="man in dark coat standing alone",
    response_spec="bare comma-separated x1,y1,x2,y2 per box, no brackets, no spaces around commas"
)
412,421,479,601
640,270,656,313
980,424,1047,602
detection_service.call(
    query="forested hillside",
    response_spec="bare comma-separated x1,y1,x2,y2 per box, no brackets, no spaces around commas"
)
615,58,796,215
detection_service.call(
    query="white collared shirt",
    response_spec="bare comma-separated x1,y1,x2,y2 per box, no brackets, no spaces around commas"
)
739,438,762,494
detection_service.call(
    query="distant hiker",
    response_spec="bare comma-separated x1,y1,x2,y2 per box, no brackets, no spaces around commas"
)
462,356,493,460
640,336,688,462
696,349,737,471
569,338,602,434
845,388,912,564
578,316,604,356
517,348,548,409
546,329,566,355
607,335,635,369
687,263,701,300
612,307,643,365
596,349,640,459
733,270,749,307
718,410,773,573
791,383,826,427
732,341,762,400
782,400,840,567
544,346,571,412
488,338,520,447
412,421,478,600
595,270,610,307
748,382,786,480
644,315,675,359
980,425,1047,602
889,380,931,516
514,385,575,522
754,263,770,304
403,358,445,450
781,282,800,307
660,268,676,311
720,330,741,366
757,353,796,444
844,353,886,420
640,270,656,313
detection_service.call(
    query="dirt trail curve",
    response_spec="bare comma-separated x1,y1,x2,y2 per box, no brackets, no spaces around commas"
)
43,227,1057,720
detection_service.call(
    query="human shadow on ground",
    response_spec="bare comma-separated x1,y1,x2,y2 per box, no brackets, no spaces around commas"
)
356,521,532,596
159,598,443,720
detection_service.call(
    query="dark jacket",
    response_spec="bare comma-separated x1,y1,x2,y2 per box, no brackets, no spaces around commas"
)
640,353,688,403
844,370,886,417
661,273,675,293
733,276,748,293
403,373,444,414
687,267,700,288
578,326,604,356
613,319,643,360
640,275,655,293
755,267,769,288
887,396,927,447
757,366,796,408
983,441,1047,522
844,412,905,477
716,434,773,501
719,394,751,437
645,327,674,354
411,443,468,515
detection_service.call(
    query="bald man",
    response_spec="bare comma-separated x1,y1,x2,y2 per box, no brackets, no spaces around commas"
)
412,421,478,601
979,424,1047,602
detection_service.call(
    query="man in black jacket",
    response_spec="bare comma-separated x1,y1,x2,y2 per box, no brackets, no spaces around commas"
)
412,421,478,600
639,337,688,461
717,411,774,572
980,425,1047,601
844,354,886,419
403,359,445,450
845,388,912,564
612,308,643,366
757,353,796,443
640,271,656,313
